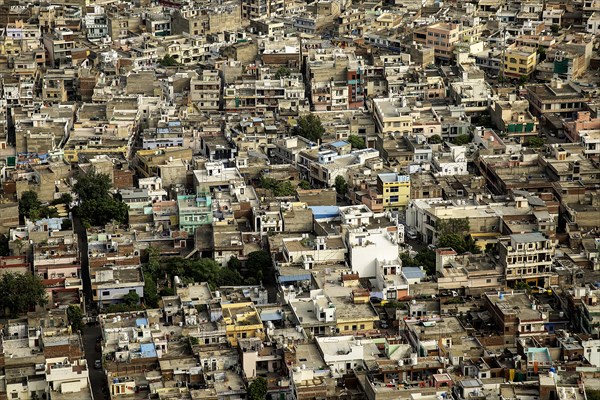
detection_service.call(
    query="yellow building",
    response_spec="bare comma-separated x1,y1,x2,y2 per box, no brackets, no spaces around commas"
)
377,172,411,210
221,302,264,347
333,297,379,335
503,45,537,78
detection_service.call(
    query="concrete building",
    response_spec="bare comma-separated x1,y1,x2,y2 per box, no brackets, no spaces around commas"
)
498,232,556,288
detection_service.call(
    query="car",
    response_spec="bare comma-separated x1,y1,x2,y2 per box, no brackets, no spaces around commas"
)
370,296,382,304
94,360,102,369
406,231,418,240
427,244,437,251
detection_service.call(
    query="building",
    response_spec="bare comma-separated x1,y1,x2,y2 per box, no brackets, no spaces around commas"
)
377,172,411,210
498,232,557,288
526,79,588,116
413,23,461,62
503,45,537,78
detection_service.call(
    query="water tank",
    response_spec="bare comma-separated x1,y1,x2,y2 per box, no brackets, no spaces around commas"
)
214,291,220,298
499,293,505,300
301,364,306,370
174,276,181,286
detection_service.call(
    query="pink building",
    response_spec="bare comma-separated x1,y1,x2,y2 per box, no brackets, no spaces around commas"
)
563,111,600,142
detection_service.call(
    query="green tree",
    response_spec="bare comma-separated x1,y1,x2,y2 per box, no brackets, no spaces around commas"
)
519,75,529,85
452,134,471,146
292,114,325,142
550,24,560,34
19,191,42,219
144,273,159,308
438,233,469,253
428,134,443,144
51,193,73,206
245,250,272,282
67,305,84,332
347,135,366,149
437,218,470,236
525,136,545,148
335,175,348,196
274,66,291,79
159,54,178,67
0,272,48,318
228,256,242,270
298,180,311,190
73,169,111,203
247,377,268,400
123,291,140,307
73,168,127,226
276,181,296,197
259,176,297,197
414,250,436,276
0,234,9,256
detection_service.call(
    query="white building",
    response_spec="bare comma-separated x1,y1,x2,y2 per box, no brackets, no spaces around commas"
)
432,145,468,176
316,336,378,376
344,226,401,277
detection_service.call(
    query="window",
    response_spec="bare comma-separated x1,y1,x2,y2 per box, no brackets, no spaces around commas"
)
102,291,110,296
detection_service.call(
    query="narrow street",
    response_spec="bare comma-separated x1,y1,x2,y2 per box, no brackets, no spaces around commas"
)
82,323,107,400
74,216,109,400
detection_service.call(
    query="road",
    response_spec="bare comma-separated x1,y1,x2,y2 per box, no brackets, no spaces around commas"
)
74,216,109,400
82,323,108,400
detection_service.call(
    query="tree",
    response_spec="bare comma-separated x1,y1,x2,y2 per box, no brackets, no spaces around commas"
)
227,256,242,271
274,66,291,79
550,24,560,34
245,251,272,283
292,114,325,143
348,135,366,149
537,47,546,62
67,305,84,332
19,191,42,219
452,134,471,146
428,134,443,144
144,273,159,308
247,377,268,400
0,234,9,256
414,250,436,276
259,176,297,197
19,191,59,221
298,180,311,190
519,75,529,85
335,175,348,196
73,169,112,203
159,54,178,67
525,136,545,148
438,233,469,253
437,218,470,236
0,272,48,318
73,168,128,226
123,291,140,307
51,193,73,206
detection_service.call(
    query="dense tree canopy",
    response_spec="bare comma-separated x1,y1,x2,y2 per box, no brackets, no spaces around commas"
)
274,66,291,79
73,169,128,226
347,135,366,149
452,134,471,146
67,305,84,332
335,175,348,195
247,377,268,400
292,114,325,142
259,176,297,197
19,191,59,221
0,272,48,318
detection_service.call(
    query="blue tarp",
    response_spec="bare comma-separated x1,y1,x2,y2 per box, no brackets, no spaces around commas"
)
278,274,311,283
140,343,157,358
309,206,339,220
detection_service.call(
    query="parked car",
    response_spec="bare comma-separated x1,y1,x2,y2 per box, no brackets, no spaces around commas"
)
94,360,102,369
